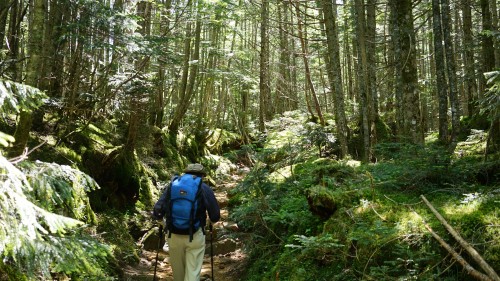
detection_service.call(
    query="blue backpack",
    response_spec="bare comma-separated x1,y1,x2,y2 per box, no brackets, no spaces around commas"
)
166,174,204,241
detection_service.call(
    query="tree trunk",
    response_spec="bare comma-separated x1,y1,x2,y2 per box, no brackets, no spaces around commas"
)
388,0,404,137
10,0,44,158
125,0,152,154
0,0,11,49
491,0,499,68
168,13,202,135
432,0,449,144
294,0,325,126
461,0,477,117
441,0,460,147
354,0,371,162
479,0,495,96
320,0,348,158
390,0,423,144
366,0,378,144
6,0,23,81
259,0,270,132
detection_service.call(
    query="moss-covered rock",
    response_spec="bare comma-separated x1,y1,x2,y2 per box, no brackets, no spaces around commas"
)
84,147,154,211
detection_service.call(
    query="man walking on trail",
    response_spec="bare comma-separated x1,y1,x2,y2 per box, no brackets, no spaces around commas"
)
153,163,220,281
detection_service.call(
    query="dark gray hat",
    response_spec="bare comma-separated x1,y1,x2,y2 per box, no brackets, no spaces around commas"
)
184,163,205,175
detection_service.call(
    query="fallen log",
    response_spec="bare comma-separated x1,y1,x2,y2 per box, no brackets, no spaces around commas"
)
412,209,492,281
420,195,500,281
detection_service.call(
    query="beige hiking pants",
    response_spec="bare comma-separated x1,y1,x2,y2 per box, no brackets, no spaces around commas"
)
167,229,205,281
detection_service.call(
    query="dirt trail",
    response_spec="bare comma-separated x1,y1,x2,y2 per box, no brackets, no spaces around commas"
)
123,168,248,281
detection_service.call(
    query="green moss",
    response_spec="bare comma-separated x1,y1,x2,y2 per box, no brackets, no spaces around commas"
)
0,261,28,281
96,212,140,266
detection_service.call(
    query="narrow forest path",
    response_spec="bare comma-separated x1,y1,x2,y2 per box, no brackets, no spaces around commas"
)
123,167,249,281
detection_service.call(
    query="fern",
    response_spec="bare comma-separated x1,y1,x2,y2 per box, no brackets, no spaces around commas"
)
0,156,114,279
0,79,47,115
19,161,100,224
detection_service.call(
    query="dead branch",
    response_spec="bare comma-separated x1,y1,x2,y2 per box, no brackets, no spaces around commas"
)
412,208,493,281
420,195,500,281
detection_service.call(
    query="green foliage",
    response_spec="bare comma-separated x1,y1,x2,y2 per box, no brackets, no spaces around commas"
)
96,211,141,265
0,131,15,148
481,71,500,121
285,234,344,262
231,111,500,281
0,79,47,115
19,161,100,224
0,156,117,279
301,122,337,157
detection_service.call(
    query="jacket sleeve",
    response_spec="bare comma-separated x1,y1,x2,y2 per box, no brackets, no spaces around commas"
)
202,183,220,223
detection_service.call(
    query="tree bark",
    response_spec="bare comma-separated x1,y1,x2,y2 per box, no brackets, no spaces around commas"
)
479,0,495,96
9,0,43,158
259,0,270,132
432,0,449,143
354,0,371,162
390,0,423,144
441,0,460,147
461,0,477,117
294,0,325,126
320,0,348,158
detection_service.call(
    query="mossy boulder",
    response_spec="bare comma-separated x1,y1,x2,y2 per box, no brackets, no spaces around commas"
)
84,147,154,210
306,185,338,219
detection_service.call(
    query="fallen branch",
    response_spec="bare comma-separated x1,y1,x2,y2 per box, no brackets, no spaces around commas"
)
412,208,493,281
420,195,500,281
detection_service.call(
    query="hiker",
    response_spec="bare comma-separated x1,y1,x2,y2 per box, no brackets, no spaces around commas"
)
152,163,220,281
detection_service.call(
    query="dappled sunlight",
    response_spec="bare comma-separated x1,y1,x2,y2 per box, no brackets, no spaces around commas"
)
268,165,294,183
443,193,483,215
394,210,426,235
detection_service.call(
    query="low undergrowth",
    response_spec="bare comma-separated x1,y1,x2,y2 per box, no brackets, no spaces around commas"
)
230,112,500,281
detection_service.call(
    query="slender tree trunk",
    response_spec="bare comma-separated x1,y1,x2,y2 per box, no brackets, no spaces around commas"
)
366,0,378,145
441,0,460,147
479,0,495,96
294,0,325,126
461,0,477,117
10,0,44,157
168,12,202,135
6,0,23,81
259,0,270,132
354,0,371,162
0,0,11,49
432,0,449,143
320,0,348,158
491,0,499,68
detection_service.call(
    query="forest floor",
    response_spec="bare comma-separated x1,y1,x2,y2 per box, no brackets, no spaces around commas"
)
122,167,249,281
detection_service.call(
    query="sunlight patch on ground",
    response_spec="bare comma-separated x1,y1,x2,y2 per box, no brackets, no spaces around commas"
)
394,210,426,235
266,130,300,149
443,193,483,215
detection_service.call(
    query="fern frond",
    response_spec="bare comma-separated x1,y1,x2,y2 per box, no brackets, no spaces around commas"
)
0,79,47,115
19,161,100,223
0,156,113,279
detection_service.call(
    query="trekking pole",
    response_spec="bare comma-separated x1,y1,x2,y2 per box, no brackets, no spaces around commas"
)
210,222,215,281
153,223,163,281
